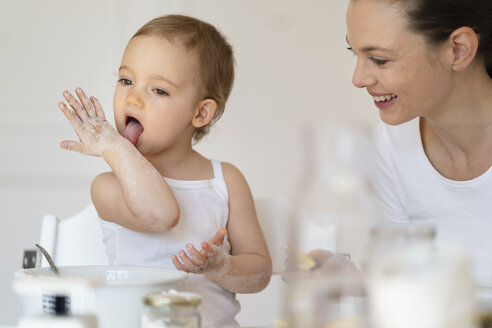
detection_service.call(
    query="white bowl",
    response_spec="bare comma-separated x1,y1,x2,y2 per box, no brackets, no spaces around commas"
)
13,266,187,328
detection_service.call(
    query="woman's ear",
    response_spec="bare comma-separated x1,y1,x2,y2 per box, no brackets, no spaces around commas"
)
192,98,218,128
448,27,479,72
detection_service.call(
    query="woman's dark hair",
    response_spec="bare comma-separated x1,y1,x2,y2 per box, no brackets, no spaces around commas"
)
402,0,492,78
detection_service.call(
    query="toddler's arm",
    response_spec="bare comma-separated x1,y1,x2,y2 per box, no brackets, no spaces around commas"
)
59,88,179,233
172,163,272,293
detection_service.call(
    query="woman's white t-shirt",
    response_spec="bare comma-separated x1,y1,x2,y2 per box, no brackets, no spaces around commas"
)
370,118,492,286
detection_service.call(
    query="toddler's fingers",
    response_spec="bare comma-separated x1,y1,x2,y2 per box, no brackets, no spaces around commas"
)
75,88,96,117
63,90,88,121
200,242,216,257
178,249,199,270
90,96,106,119
60,140,84,153
171,255,187,272
59,102,82,128
186,244,206,265
208,228,227,247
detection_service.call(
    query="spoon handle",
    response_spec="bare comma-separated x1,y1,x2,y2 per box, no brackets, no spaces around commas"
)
35,243,60,275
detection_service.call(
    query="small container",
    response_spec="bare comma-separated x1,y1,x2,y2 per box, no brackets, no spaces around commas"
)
141,290,201,328
18,314,98,328
18,291,98,328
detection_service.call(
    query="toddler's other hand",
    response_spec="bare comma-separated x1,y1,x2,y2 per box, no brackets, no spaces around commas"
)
172,228,228,274
59,88,118,156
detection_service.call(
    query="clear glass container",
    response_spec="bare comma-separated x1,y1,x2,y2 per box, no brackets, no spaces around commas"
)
285,120,374,328
141,291,201,328
290,120,373,270
366,224,477,328
367,223,437,270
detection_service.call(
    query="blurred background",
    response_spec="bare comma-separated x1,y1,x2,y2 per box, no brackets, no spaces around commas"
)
0,0,377,325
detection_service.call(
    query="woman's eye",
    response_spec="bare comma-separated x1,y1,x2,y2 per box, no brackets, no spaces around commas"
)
369,57,389,66
118,78,133,85
346,47,356,56
153,88,169,96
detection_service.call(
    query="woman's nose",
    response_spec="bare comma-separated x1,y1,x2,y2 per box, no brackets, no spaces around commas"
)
352,59,376,89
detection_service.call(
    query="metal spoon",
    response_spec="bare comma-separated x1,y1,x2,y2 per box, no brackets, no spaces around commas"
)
35,243,60,275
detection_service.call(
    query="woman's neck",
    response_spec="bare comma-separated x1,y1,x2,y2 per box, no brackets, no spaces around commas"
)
421,64,492,180
424,64,492,153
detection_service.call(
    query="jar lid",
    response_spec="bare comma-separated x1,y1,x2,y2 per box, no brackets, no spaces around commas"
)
143,290,202,307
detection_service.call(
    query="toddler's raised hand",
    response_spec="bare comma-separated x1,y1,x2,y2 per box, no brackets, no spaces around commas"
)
172,228,228,274
59,88,119,156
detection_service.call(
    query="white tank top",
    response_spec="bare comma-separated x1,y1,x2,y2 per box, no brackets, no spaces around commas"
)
99,160,240,328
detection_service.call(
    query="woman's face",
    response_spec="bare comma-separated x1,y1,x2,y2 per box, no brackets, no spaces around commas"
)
346,0,453,125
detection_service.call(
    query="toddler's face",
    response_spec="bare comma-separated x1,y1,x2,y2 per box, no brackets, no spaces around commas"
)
113,35,204,156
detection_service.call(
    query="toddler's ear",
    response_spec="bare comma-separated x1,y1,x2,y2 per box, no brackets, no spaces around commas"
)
192,98,218,128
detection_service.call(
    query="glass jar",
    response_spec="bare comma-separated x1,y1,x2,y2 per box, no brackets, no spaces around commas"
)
141,291,201,328
366,224,477,328
367,223,437,269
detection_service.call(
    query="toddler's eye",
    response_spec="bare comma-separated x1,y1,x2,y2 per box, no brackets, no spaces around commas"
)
118,78,133,85
369,57,389,66
153,88,169,96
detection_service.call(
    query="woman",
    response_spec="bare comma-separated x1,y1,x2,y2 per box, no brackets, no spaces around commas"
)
294,0,492,285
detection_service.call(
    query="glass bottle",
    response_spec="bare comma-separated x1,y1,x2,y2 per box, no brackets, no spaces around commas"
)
285,120,373,328
141,290,201,328
289,120,372,272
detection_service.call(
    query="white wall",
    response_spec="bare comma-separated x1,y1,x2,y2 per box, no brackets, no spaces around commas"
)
0,0,377,325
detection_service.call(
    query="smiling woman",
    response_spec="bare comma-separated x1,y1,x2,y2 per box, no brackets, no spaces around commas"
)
345,0,492,294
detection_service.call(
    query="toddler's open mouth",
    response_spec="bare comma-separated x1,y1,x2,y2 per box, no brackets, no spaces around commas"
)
123,116,144,146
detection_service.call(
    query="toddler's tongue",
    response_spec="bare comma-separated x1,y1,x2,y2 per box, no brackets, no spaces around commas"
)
123,119,144,146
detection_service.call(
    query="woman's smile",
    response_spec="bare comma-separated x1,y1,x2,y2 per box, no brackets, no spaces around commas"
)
370,92,398,110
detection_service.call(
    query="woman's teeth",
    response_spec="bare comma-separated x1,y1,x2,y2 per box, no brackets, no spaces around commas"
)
373,94,397,102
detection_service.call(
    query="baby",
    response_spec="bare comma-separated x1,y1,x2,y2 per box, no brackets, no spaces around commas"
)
59,14,272,328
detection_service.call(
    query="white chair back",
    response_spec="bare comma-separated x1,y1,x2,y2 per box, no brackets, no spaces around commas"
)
39,203,109,266
254,196,292,274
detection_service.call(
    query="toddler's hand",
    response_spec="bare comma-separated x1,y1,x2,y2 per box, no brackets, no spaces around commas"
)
172,228,228,274
59,88,118,156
